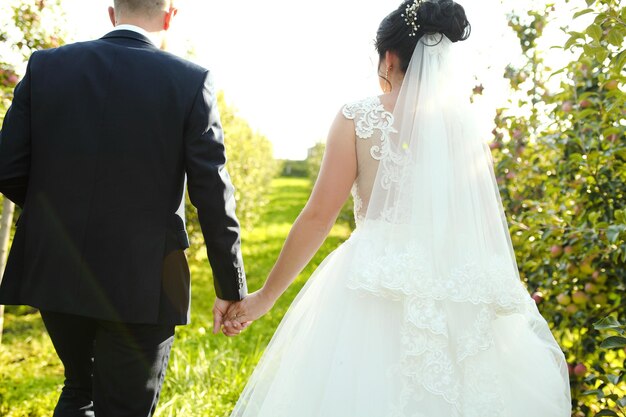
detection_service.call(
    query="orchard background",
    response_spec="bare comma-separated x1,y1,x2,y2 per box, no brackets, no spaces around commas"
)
0,0,625,416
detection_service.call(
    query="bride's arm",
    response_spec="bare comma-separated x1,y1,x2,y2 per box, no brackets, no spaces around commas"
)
222,109,357,332
262,110,357,301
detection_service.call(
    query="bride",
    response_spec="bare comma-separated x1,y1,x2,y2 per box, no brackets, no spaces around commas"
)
222,0,572,415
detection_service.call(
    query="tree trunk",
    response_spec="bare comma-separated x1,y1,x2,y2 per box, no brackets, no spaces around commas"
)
0,198,15,345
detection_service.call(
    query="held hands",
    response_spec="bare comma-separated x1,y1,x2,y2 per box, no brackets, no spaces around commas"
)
214,290,275,337
213,298,238,335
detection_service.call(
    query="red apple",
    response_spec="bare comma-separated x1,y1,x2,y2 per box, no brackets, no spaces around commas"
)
572,291,589,305
561,101,573,113
531,292,543,304
506,172,516,180
567,363,575,376
593,273,607,284
7,74,18,85
556,293,571,305
489,141,501,150
566,304,579,314
606,134,618,143
564,246,574,255
584,282,598,293
550,245,563,258
579,99,592,109
573,363,587,377
592,293,608,305
580,262,594,275
567,264,579,275
604,80,618,91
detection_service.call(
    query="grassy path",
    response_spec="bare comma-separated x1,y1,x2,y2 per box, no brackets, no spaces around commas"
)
0,177,352,417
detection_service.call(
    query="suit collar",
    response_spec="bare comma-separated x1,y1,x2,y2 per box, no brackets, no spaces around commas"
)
101,29,158,48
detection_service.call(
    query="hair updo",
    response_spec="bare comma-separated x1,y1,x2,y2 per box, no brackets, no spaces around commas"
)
376,0,471,72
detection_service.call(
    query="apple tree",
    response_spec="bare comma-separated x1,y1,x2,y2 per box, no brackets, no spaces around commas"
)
492,1,625,415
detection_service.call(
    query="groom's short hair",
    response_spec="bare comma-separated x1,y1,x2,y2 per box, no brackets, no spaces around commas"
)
114,0,171,18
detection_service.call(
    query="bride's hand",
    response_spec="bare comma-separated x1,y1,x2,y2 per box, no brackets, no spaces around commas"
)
222,290,275,336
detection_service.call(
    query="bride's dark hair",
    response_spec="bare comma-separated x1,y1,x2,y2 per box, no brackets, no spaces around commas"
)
376,0,471,72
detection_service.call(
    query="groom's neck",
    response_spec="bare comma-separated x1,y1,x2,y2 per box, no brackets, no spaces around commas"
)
107,5,174,51
116,18,163,34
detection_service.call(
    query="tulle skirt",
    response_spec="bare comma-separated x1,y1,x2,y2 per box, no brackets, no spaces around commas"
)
230,228,571,417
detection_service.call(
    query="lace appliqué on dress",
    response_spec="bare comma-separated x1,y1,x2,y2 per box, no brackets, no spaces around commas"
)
342,96,393,140
343,96,410,191
343,96,411,226
345,224,533,417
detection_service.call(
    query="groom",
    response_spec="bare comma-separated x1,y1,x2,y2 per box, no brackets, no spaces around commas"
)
0,0,247,415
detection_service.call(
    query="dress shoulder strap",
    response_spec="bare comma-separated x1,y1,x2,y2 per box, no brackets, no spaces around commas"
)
342,96,394,140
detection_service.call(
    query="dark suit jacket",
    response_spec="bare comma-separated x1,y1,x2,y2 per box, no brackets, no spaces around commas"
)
0,30,247,325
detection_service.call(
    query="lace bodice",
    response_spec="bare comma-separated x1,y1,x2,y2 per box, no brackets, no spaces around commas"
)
342,96,397,226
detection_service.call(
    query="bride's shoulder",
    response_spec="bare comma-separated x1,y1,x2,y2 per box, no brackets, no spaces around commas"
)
341,96,383,120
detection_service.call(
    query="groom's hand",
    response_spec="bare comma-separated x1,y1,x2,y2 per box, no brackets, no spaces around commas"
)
212,298,235,335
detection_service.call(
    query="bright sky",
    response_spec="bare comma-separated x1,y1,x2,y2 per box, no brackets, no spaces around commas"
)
59,0,585,159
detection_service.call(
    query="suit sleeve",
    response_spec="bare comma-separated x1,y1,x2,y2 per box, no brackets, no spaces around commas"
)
184,71,247,301
0,54,35,208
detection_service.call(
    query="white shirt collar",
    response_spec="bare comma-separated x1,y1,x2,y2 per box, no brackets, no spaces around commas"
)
112,24,160,47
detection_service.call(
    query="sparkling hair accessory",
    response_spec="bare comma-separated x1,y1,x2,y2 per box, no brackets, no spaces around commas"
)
401,0,425,37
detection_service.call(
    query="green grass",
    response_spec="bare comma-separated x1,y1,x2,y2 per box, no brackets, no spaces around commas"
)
0,177,352,417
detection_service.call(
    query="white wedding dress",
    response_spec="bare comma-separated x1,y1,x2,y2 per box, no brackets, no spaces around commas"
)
230,36,571,417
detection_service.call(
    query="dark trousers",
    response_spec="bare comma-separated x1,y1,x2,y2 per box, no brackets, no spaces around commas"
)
40,311,175,417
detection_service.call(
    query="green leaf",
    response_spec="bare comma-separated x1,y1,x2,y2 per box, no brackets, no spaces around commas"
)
586,24,603,42
615,149,626,161
607,374,620,385
594,316,623,330
582,389,604,397
614,50,626,73
595,410,618,417
603,127,622,138
594,12,608,25
574,8,594,19
607,28,625,47
565,32,584,49
588,211,601,225
550,68,567,78
607,225,626,243
595,48,609,63
583,43,597,57
600,336,626,349
578,108,598,119
579,91,599,100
